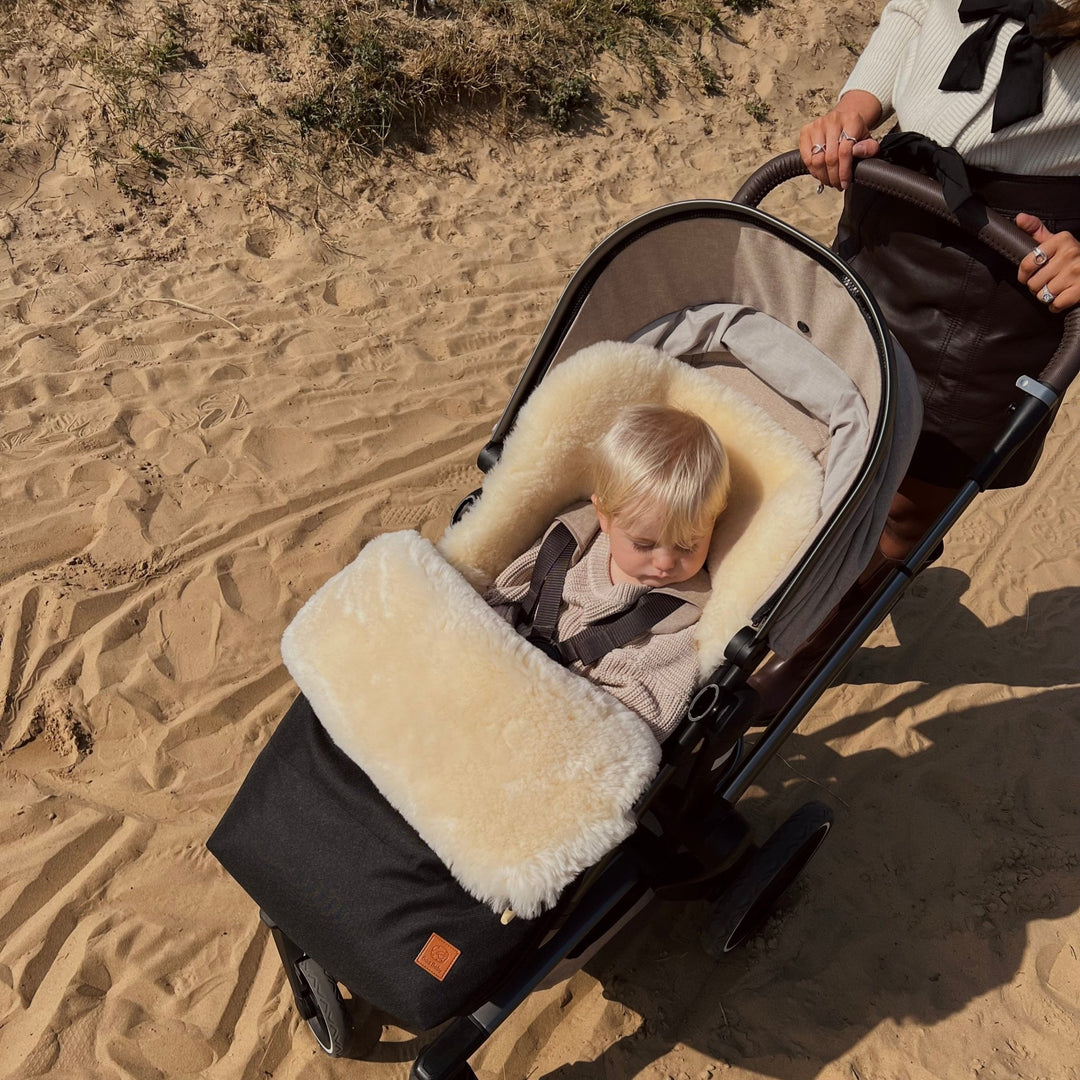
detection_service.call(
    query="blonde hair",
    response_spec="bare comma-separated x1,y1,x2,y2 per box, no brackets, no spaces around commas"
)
592,404,731,548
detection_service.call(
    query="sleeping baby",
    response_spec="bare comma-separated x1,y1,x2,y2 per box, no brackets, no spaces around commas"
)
486,403,730,739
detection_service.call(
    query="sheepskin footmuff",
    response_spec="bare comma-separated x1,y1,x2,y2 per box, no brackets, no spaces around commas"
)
280,529,661,919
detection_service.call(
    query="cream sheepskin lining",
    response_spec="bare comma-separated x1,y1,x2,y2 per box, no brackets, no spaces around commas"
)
281,530,661,919
440,340,824,674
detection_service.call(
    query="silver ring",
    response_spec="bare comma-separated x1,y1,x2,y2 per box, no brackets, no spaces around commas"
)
1032,246,1049,266
1039,285,1055,304
839,130,858,143
811,143,826,155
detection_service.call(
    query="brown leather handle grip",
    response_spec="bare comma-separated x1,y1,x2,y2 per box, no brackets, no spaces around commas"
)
732,150,1080,396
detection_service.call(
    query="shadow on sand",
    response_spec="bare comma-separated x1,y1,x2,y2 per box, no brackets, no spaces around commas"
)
535,571,1080,1078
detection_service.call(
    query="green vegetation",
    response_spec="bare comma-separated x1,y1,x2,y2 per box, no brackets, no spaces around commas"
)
692,50,723,95
281,0,732,152
744,96,771,123
0,0,747,179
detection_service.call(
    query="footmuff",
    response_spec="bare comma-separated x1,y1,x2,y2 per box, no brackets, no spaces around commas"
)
208,530,662,1030
207,693,542,1030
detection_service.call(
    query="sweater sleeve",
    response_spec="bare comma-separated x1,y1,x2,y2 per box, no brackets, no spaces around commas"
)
483,535,542,622
584,624,700,741
840,0,929,120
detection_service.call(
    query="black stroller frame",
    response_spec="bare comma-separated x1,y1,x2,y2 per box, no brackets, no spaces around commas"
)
247,155,1080,1079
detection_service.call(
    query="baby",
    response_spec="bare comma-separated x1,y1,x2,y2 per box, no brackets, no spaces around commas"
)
486,403,730,740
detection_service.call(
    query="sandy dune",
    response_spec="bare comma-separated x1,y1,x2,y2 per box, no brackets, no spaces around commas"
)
3,1,1080,1077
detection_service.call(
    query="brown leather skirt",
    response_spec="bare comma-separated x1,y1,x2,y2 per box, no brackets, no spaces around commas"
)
835,167,1080,488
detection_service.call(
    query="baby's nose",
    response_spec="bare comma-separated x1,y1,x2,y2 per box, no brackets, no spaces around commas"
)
653,548,677,570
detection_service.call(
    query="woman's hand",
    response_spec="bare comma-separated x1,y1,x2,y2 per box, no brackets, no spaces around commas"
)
1016,214,1080,313
799,90,884,190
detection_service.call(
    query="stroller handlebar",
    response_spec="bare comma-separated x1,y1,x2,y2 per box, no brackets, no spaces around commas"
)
733,150,1080,397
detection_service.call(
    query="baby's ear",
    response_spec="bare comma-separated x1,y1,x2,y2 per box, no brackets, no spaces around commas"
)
591,494,610,533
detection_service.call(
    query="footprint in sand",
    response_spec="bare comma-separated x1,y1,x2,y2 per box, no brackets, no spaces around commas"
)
244,228,277,258
125,1019,216,1075
1036,943,1080,1018
439,463,481,491
440,397,478,420
86,341,155,368
379,504,424,531
215,552,282,621
153,576,223,684
197,393,251,430
16,333,81,372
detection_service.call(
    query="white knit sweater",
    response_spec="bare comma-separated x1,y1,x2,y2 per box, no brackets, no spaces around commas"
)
841,0,1080,174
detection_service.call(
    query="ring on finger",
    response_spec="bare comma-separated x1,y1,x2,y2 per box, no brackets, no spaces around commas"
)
811,143,826,155
839,130,858,143
1039,285,1055,304
1032,246,1049,266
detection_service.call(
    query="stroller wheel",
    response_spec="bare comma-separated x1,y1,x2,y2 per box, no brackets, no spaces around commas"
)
702,800,833,957
451,488,483,524
296,956,354,1057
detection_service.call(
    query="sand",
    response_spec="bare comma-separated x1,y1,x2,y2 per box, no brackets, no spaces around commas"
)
3,0,1080,1077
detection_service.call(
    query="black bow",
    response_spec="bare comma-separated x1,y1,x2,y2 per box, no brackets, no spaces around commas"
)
877,130,986,223
939,0,1074,131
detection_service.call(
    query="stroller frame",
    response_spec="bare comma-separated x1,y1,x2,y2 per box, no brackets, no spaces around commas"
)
258,155,1080,1079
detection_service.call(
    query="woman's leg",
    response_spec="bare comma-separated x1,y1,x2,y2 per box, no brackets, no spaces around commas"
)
750,472,958,717
879,474,960,560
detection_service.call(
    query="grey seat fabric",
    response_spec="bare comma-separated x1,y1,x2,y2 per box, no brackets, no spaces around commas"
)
632,303,922,657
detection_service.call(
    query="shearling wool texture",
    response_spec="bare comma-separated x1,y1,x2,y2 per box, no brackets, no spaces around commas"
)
439,340,825,675
281,530,661,919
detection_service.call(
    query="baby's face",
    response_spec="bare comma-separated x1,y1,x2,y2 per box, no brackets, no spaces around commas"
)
595,500,713,588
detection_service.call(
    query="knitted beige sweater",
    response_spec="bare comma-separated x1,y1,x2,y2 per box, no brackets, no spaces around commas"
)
841,0,1080,174
485,507,710,741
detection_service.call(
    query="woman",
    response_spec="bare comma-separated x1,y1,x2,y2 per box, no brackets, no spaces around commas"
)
801,0,1080,558
753,0,1080,713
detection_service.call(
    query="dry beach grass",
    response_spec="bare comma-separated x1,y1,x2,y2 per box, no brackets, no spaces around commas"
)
2,1,1080,1078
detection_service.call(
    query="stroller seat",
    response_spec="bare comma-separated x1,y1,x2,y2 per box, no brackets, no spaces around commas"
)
279,337,823,924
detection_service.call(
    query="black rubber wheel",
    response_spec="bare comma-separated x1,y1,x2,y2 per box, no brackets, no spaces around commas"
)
297,957,354,1057
702,800,833,957
451,488,483,524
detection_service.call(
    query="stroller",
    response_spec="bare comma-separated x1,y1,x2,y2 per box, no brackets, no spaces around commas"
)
207,153,1080,1078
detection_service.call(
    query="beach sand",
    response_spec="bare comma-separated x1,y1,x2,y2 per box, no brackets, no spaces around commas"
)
3,1,1080,1077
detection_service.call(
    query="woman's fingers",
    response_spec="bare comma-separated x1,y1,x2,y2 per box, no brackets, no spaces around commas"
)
1047,282,1080,312
799,92,882,191
852,137,880,161
1016,221,1080,312
1034,276,1080,312
834,121,863,189
800,119,832,185
822,115,848,189
803,116,871,189
1017,215,1054,285
799,122,826,183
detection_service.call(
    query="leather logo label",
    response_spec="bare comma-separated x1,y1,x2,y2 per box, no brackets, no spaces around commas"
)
415,933,461,981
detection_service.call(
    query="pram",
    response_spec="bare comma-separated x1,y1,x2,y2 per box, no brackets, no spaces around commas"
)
207,154,1080,1078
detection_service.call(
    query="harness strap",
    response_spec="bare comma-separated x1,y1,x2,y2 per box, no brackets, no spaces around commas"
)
514,523,576,640
558,592,688,666
513,523,690,666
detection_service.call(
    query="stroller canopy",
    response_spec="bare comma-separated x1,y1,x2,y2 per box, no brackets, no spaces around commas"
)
486,201,922,660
